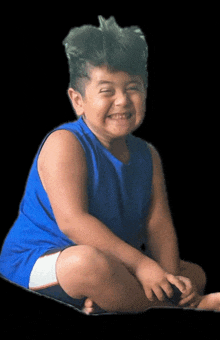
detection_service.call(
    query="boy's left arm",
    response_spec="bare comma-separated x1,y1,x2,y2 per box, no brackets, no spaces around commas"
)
146,144,181,276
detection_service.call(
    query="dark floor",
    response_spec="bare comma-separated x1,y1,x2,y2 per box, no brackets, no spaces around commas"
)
1,278,218,340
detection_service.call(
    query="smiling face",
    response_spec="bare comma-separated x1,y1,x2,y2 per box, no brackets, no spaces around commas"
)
68,65,147,150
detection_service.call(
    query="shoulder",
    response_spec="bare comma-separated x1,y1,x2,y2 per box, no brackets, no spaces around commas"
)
36,129,89,224
42,128,81,148
146,143,165,183
37,129,87,186
38,129,85,164
147,142,160,158
147,143,163,166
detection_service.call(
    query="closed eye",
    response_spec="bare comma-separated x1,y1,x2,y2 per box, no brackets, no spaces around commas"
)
99,88,114,95
127,86,139,91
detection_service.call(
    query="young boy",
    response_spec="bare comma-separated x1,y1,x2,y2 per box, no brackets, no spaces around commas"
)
0,16,219,315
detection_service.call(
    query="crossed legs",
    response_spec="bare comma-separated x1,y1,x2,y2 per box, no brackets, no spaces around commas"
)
56,245,219,314
56,245,173,313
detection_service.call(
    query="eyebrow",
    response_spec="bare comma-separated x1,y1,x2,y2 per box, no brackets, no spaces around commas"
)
97,79,142,86
97,80,113,86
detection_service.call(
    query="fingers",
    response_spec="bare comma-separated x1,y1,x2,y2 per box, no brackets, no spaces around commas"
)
145,279,183,303
166,273,187,294
176,276,193,299
160,281,174,299
178,292,196,306
145,286,166,302
153,286,165,301
145,288,154,302
167,275,200,308
179,293,199,307
146,284,173,302
144,274,195,305
178,292,202,308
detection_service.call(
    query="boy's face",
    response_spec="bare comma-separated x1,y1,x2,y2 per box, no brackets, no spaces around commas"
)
69,65,146,148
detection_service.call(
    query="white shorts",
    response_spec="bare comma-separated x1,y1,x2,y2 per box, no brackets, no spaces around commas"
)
29,251,61,290
28,247,107,314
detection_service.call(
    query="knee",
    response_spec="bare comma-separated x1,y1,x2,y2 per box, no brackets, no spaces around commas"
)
195,263,207,292
57,245,114,285
180,260,207,293
75,245,112,270
56,245,114,298
77,246,117,283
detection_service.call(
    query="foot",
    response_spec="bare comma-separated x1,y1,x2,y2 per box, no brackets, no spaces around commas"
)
82,294,220,315
82,298,99,315
82,298,94,315
197,293,220,311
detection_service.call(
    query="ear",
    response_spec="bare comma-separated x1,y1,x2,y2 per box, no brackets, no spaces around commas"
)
68,88,85,117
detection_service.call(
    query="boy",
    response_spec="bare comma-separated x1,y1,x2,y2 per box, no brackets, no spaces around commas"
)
0,16,219,314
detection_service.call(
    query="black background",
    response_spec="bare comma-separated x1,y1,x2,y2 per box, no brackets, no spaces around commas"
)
1,4,219,339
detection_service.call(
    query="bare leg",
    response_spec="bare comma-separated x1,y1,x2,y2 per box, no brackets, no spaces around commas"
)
197,293,220,311
178,260,220,311
83,258,220,314
56,245,173,314
56,248,220,314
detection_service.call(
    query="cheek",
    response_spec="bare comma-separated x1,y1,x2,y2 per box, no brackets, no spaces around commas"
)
141,100,146,113
134,98,146,125
135,96,146,114
91,98,112,117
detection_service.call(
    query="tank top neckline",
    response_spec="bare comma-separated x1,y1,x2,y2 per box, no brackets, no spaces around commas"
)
79,116,133,166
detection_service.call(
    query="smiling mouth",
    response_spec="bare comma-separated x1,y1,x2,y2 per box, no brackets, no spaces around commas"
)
108,112,133,120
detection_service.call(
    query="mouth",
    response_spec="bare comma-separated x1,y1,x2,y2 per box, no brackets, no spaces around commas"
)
108,112,133,120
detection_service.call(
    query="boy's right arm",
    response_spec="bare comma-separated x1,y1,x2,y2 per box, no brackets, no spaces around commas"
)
37,130,185,301
38,129,146,273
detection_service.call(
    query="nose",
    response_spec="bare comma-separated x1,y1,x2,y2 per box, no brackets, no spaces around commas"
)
114,90,131,108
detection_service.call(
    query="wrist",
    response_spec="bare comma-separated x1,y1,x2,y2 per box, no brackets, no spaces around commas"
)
154,253,181,276
134,255,157,278
166,258,181,276
162,263,180,276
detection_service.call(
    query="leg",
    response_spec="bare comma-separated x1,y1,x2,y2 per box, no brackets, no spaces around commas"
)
179,260,206,294
180,260,220,311
56,245,173,313
197,293,220,311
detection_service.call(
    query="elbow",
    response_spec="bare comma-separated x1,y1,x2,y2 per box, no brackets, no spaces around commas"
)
147,220,176,237
57,212,88,242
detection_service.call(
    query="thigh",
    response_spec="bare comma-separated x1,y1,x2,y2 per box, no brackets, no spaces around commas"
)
29,246,100,314
56,245,151,313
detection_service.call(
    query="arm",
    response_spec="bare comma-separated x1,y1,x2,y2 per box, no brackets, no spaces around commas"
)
38,130,186,301
146,144,180,275
38,130,147,275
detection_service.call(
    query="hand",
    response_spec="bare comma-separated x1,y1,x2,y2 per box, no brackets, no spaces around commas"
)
176,276,202,308
136,258,186,302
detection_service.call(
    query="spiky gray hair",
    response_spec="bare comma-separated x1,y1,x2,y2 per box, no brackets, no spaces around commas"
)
63,16,148,96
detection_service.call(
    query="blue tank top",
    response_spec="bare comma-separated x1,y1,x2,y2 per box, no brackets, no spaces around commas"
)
0,117,153,288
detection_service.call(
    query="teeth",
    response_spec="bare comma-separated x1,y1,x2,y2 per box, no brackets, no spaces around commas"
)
109,113,131,119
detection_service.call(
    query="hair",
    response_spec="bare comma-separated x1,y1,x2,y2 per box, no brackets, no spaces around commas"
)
63,16,148,96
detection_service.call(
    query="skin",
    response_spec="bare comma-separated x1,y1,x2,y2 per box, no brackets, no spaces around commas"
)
68,64,146,154
38,65,220,314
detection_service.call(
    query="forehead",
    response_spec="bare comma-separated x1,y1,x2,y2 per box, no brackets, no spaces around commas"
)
87,65,144,87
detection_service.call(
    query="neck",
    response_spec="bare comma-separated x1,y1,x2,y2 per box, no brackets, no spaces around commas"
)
102,135,127,150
